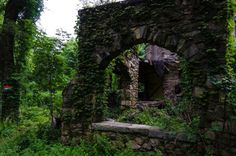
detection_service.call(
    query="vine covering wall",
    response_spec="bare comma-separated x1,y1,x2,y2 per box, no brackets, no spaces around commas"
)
62,0,236,154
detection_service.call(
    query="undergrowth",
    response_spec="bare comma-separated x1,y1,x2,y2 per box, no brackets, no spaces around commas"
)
0,105,163,156
117,107,199,136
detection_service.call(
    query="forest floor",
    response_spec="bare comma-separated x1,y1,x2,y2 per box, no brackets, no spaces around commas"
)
0,105,165,156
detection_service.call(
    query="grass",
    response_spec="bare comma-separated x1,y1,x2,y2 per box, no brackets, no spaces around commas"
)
116,107,199,135
0,105,163,156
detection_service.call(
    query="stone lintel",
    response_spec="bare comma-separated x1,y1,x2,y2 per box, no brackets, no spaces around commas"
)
92,121,196,143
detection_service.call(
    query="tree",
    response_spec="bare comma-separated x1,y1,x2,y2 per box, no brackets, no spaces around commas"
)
33,32,67,91
0,0,43,121
29,31,76,124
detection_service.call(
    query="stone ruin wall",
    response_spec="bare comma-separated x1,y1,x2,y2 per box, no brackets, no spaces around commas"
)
92,121,198,155
121,53,139,108
62,0,236,155
121,46,180,107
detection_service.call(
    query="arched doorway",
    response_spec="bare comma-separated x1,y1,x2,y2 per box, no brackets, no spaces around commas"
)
105,44,181,110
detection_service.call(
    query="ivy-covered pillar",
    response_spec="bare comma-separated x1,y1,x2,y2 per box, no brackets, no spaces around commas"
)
190,1,236,154
61,10,107,143
61,60,106,144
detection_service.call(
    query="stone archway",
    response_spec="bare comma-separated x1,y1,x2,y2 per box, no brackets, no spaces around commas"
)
61,0,234,153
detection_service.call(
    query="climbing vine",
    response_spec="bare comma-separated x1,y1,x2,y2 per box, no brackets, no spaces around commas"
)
177,58,195,123
225,0,236,119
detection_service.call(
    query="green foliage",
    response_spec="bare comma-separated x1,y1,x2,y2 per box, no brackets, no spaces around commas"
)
20,105,49,126
117,108,199,135
16,30,77,118
14,19,37,73
104,43,147,118
175,58,198,123
0,106,156,156
61,38,78,76
134,43,146,60
225,0,236,119
23,0,44,22
0,0,5,25
226,0,236,74
104,56,123,117
105,55,123,92
32,32,66,91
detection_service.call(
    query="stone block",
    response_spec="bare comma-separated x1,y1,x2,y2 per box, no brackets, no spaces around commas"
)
219,92,226,103
130,142,141,150
165,35,177,48
121,100,132,107
211,121,224,132
165,143,175,151
61,135,70,144
150,139,160,147
177,39,186,52
205,131,216,140
223,120,236,134
193,87,206,98
183,30,201,37
135,137,144,145
142,143,152,150
148,128,168,139
131,26,147,40
184,44,199,59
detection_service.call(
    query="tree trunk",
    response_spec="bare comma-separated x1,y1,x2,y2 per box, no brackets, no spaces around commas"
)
0,0,26,121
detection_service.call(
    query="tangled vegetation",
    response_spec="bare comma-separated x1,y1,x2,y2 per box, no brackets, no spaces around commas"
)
0,106,163,156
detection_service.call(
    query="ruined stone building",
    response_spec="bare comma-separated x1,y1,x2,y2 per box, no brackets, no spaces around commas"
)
118,45,180,109
62,0,236,155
